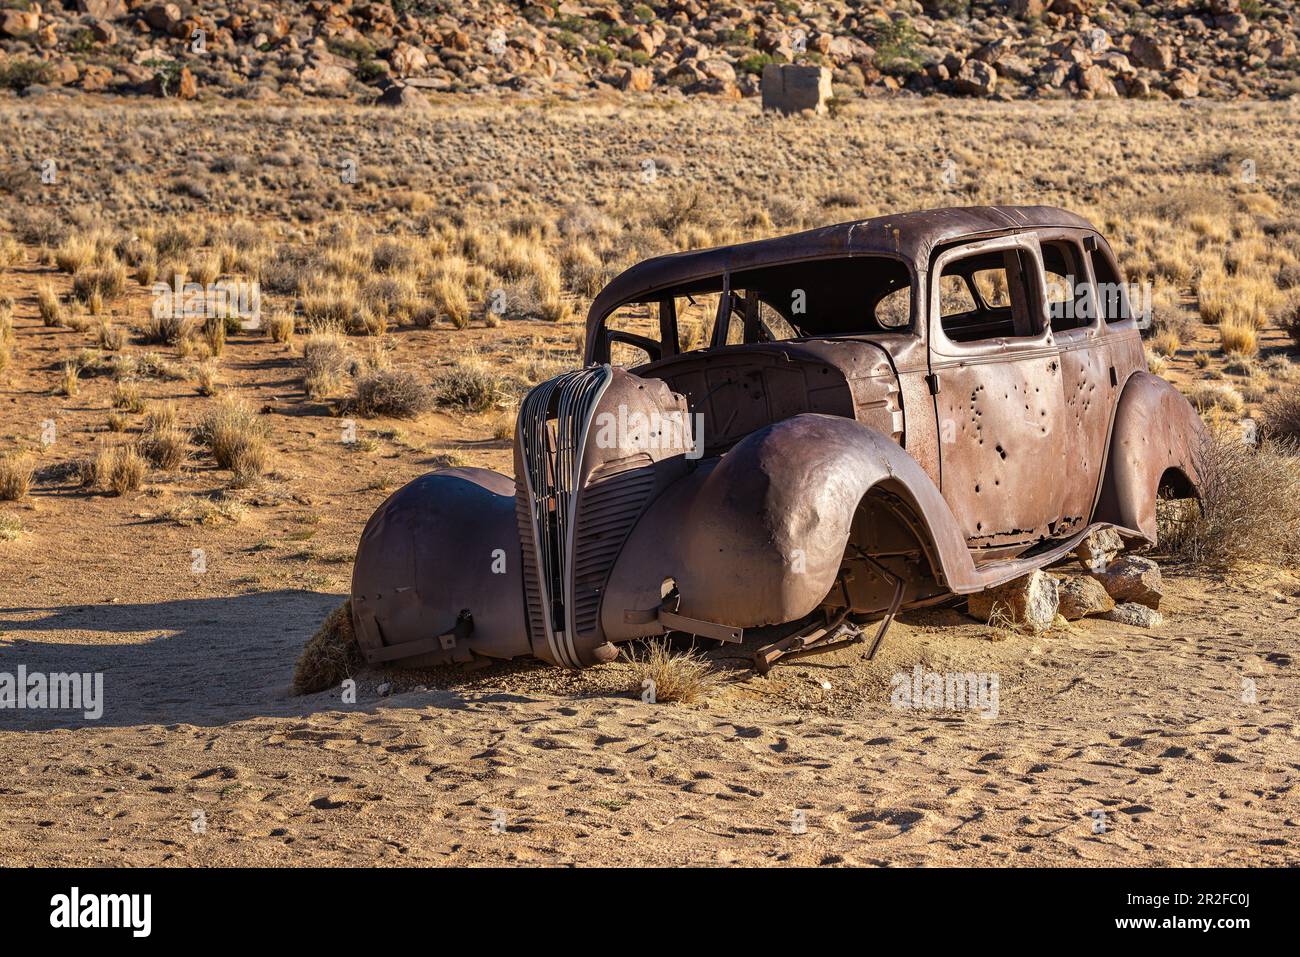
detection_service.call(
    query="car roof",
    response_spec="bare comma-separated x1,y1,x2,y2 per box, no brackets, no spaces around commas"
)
588,205,1096,324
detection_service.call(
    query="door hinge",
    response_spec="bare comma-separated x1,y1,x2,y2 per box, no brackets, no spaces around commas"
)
925,373,941,395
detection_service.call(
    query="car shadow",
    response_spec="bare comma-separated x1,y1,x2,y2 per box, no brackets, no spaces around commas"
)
0,589,522,731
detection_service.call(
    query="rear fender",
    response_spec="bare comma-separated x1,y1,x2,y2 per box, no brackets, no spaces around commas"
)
1095,372,1206,542
600,413,981,639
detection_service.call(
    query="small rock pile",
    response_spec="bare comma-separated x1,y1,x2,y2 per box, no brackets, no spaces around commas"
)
0,1,1295,104
967,527,1165,632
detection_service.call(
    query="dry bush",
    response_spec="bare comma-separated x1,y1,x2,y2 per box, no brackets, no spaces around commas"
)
138,403,188,471
1261,388,1300,442
196,361,220,396
428,272,471,329
268,311,295,344
195,398,270,479
228,443,268,489
1186,381,1245,416
0,235,22,268
622,638,715,704
0,452,33,501
432,358,502,413
203,316,226,357
139,311,192,345
1151,328,1181,357
0,512,21,541
97,321,125,351
72,263,128,307
36,284,62,326
1158,430,1300,568
59,361,80,396
292,600,362,695
301,328,351,397
91,444,146,495
352,368,431,418
112,380,145,413
1218,321,1257,357
54,234,102,274
1282,299,1300,347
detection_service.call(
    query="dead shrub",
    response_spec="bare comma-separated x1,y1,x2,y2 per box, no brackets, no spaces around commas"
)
72,263,128,307
0,452,33,501
36,284,62,326
301,329,351,398
1261,387,1300,443
292,600,363,695
622,638,714,704
138,404,188,471
352,368,431,418
92,444,146,495
432,359,502,413
195,398,270,477
1157,430,1300,568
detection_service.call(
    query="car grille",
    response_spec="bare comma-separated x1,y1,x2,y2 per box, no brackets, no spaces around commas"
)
516,366,612,668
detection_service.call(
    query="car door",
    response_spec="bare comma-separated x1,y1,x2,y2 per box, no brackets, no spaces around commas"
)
927,234,1071,553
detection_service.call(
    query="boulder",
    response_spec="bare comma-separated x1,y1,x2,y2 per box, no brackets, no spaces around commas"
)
968,570,1060,632
389,42,428,77
77,0,128,17
1075,527,1124,571
374,83,428,109
1077,63,1117,97
760,63,832,115
953,59,997,96
0,9,38,37
80,64,114,92
1129,34,1175,70
618,66,654,92
88,19,117,44
1100,603,1164,628
143,3,181,33
1056,575,1115,620
1091,555,1163,609
1167,69,1199,99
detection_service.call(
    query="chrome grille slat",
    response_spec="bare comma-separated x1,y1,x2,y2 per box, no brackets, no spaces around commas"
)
517,366,612,669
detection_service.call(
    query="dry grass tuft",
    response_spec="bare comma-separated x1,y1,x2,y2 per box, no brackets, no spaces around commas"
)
195,398,271,482
352,368,431,418
1261,388,1300,443
432,358,502,413
301,327,351,398
1218,321,1257,357
1158,430,1300,568
622,638,715,704
91,444,147,495
0,452,33,501
36,284,62,326
268,311,295,344
138,403,189,471
292,600,363,695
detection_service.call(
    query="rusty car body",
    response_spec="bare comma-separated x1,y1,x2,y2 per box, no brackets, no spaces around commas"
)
350,205,1206,671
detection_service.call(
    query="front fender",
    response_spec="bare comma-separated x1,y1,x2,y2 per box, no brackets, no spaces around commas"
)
600,413,981,639
1095,372,1206,542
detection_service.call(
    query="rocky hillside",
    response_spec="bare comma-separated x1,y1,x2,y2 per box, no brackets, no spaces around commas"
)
2,1,1298,104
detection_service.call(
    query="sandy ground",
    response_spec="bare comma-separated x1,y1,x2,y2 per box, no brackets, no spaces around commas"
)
2,549,1297,865
1,97,1298,866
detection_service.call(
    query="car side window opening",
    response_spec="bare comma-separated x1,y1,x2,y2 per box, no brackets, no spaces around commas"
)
599,255,917,363
1089,246,1133,324
1041,239,1094,333
937,248,1042,343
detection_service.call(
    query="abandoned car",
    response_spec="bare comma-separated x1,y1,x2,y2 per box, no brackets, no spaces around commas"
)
350,205,1206,672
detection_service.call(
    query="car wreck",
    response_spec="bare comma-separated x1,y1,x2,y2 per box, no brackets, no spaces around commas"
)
349,205,1206,673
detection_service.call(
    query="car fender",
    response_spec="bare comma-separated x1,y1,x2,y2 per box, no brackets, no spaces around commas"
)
600,413,982,639
1095,372,1206,542
350,468,533,666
